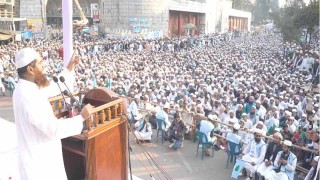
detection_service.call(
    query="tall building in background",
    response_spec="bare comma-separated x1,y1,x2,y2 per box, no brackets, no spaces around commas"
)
99,0,251,37
12,0,251,37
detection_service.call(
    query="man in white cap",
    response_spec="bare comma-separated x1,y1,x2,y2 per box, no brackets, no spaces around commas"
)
304,156,319,180
13,48,93,180
256,132,283,178
128,95,141,121
265,140,297,180
199,114,216,143
226,123,242,153
240,129,267,180
198,114,217,155
155,104,171,132
134,115,153,142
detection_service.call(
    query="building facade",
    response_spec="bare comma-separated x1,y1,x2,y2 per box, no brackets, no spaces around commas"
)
100,0,251,37
14,0,251,36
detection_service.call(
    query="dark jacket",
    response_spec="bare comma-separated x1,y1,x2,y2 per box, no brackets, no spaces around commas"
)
169,120,187,140
265,142,282,163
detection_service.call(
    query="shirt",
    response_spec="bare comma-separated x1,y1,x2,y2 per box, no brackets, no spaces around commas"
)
199,120,214,139
13,70,83,180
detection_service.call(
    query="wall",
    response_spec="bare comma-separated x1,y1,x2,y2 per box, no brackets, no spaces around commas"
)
100,0,169,35
100,0,213,36
19,0,41,19
168,0,206,13
221,8,251,33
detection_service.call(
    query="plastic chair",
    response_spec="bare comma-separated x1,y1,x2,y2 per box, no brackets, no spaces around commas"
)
195,131,215,160
226,141,242,168
8,82,15,96
128,111,135,129
156,118,166,144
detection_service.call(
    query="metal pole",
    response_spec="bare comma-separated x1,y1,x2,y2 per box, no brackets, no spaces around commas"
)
62,0,73,67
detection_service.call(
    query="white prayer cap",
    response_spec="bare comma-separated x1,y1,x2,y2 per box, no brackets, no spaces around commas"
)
242,113,247,116
273,132,283,139
313,156,319,162
257,121,264,125
134,95,140,99
302,113,307,117
283,140,292,147
253,128,263,135
233,123,240,130
163,103,170,109
208,114,218,120
15,48,41,68
256,100,261,104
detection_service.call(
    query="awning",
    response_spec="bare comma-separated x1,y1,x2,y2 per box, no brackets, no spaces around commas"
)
0,34,13,41
0,29,22,35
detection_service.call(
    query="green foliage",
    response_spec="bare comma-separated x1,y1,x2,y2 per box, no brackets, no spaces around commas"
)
272,0,319,43
233,0,280,25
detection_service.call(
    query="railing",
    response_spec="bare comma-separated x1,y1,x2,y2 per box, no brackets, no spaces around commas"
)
49,92,125,139
121,95,319,154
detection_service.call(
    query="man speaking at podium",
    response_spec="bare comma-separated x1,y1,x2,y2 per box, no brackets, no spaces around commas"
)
12,48,93,180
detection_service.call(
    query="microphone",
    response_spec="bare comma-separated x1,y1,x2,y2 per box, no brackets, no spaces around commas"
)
63,90,79,104
53,76,59,83
59,76,72,94
52,76,70,111
60,76,81,111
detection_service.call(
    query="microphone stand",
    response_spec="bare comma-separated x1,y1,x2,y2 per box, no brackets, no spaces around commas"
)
52,76,70,111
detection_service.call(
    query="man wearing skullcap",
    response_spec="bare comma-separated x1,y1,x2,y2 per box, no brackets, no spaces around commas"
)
256,132,283,178
241,129,266,180
304,156,320,180
198,114,217,155
226,123,242,153
13,48,93,180
156,104,171,132
265,140,297,180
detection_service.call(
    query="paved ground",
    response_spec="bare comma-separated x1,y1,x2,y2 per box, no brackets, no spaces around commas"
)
0,95,304,180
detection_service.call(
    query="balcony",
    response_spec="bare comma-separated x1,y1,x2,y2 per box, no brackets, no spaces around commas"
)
0,6,14,18
0,0,14,5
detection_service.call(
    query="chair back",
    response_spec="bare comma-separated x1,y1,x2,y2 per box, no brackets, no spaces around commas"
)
156,118,166,130
8,82,15,90
196,131,208,144
130,111,134,121
227,141,241,155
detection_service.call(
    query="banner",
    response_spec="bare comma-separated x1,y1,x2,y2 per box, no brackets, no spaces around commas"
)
231,159,245,179
93,10,99,22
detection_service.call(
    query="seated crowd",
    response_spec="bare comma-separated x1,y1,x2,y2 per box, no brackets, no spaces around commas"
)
0,29,319,180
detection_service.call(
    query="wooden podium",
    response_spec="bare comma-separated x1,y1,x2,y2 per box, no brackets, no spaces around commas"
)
49,88,128,180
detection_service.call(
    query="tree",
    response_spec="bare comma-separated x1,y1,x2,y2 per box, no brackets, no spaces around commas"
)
294,0,319,43
272,0,319,43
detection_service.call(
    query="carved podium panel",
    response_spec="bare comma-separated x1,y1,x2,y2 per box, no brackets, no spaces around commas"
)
49,88,128,180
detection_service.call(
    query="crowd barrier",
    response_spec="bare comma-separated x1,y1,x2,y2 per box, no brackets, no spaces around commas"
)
121,95,318,155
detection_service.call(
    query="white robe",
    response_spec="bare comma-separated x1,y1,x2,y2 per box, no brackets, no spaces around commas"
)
304,165,320,180
13,70,83,180
134,121,152,141
242,140,267,174
256,162,276,177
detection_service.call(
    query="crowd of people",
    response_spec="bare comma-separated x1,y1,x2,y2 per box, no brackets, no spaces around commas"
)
0,29,319,180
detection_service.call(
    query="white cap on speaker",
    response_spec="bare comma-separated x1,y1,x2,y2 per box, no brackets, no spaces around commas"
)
15,48,41,69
